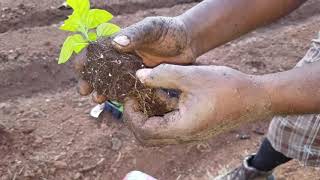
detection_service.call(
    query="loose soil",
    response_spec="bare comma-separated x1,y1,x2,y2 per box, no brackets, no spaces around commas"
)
1,0,320,180
82,39,173,116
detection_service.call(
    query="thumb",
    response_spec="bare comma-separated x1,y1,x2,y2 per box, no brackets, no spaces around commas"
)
136,64,194,91
112,17,162,53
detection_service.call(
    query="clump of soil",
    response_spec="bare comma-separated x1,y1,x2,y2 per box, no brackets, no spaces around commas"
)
81,38,176,117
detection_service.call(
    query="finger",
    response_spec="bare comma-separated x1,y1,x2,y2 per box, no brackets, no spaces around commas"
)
92,92,107,104
112,17,163,53
123,98,185,145
77,79,93,96
122,98,148,143
73,49,87,74
136,64,194,91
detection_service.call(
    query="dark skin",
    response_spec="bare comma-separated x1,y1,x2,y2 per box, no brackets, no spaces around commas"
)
74,0,312,145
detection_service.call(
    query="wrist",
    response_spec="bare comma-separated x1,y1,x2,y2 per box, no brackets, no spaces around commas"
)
239,74,273,120
255,74,277,116
176,14,202,58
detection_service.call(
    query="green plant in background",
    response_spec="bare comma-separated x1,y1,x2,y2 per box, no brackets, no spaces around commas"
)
58,0,120,64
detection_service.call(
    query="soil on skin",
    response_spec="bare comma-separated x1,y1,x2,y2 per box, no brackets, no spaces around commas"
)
1,0,320,179
81,39,173,117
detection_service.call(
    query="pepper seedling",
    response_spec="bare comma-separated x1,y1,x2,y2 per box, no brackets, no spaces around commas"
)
58,0,120,64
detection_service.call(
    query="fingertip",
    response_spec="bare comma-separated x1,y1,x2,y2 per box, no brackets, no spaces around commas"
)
92,92,107,104
113,35,130,46
78,79,93,96
136,69,152,84
112,35,132,53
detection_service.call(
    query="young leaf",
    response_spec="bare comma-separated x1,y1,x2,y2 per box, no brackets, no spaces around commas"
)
67,0,90,15
97,23,120,37
72,34,88,53
60,14,81,32
88,32,97,41
58,34,88,64
86,9,113,29
58,36,75,64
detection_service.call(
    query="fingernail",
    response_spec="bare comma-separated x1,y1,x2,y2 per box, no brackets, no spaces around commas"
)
136,69,152,84
113,35,130,46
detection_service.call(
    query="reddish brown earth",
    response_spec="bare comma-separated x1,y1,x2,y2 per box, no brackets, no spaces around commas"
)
1,0,320,179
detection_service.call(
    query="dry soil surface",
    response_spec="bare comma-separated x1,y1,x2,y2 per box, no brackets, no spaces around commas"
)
1,0,320,179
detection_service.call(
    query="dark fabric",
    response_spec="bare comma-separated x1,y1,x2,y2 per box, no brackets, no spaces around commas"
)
250,138,292,171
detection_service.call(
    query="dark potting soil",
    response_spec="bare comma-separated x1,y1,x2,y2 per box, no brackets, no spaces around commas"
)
81,38,174,117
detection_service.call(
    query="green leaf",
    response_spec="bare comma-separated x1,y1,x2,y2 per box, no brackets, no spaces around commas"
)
60,13,81,32
58,34,88,64
67,0,90,14
96,23,120,37
72,34,88,53
86,9,113,29
88,32,97,41
58,36,75,64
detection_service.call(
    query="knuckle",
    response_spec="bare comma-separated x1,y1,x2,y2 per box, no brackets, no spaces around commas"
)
143,16,159,23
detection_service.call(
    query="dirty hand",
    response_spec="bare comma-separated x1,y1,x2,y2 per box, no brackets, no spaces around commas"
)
74,16,196,103
112,16,196,67
124,64,272,145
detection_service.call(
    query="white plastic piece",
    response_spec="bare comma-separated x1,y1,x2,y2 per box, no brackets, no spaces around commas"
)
123,171,157,180
90,103,105,118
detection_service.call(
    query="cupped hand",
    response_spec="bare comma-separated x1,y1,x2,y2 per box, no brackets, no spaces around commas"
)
74,16,196,103
123,64,272,146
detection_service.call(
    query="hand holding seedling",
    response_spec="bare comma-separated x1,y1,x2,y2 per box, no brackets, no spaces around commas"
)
74,16,197,103
59,0,181,115
124,65,271,145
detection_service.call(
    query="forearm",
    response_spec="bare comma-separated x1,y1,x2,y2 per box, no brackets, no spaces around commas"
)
259,61,320,115
179,0,307,57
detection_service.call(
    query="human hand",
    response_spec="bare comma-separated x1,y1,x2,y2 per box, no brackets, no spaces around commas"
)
112,16,196,67
74,16,196,103
123,64,272,145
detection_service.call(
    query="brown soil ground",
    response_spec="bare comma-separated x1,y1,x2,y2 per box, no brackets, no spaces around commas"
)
1,0,320,179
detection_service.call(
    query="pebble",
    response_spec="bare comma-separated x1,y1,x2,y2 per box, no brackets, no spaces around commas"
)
253,128,265,135
74,172,82,180
49,168,56,174
251,68,258,73
0,123,5,130
111,137,122,151
53,161,68,169
236,134,251,140
54,152,66,161
0,102,14,115
7,49,19,61
34,136,43,144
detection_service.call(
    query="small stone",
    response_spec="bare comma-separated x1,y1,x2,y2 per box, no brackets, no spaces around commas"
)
0,103,14,115
253,128,265,135
54,152,66,161
53,161,68,169
34,136,43,144
7,51,18,61
22,127,36,134
74,172,82,179
47,168,55,174
236,134,251,140
0,123,5,131
251,68,258,73
111,137,122,151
